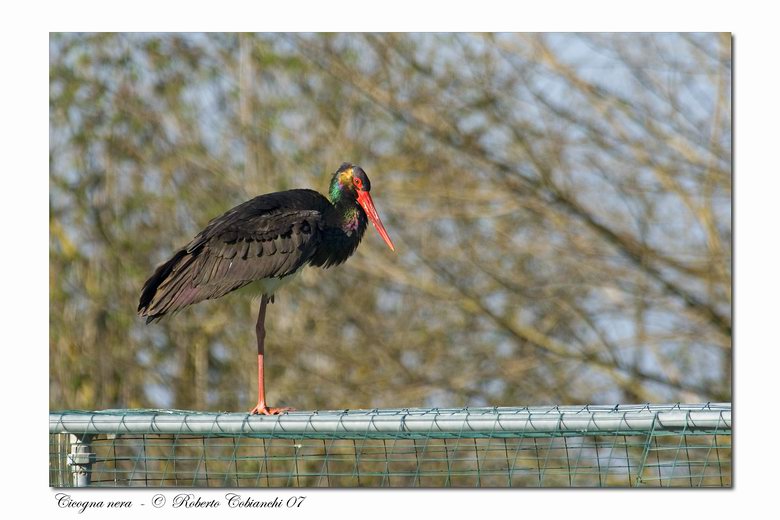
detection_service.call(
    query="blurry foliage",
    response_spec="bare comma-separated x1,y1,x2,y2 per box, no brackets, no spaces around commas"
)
50,33,731,411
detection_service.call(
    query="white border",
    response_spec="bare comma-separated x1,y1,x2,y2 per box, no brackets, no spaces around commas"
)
2,0,777,517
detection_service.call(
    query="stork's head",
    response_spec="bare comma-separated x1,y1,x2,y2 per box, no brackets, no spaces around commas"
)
329,163,395,251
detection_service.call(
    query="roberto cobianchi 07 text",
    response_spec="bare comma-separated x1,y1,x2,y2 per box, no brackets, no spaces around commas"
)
54,492,308,513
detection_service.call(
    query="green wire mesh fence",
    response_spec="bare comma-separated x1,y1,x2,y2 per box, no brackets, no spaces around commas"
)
49,403,731,488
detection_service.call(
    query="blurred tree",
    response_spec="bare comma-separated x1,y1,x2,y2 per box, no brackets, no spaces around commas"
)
50,33,731,411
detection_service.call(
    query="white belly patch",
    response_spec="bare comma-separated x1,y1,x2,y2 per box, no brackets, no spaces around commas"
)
251,269,302,296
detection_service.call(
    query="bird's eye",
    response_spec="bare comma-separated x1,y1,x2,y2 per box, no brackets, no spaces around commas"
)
353,177,363,189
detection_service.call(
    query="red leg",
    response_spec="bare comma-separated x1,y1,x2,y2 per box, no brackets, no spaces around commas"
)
249,294,293,415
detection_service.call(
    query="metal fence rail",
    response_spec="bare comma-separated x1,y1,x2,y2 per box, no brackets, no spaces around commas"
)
49,403,731,488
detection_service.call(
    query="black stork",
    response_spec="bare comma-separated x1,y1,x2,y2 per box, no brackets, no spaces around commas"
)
138,163,395,415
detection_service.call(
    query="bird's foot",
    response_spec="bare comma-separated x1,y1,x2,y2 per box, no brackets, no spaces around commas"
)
249,403,294,415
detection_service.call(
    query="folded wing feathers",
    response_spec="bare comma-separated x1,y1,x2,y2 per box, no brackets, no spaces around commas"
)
138,208,323,321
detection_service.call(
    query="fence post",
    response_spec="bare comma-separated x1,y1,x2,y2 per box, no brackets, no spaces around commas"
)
68,434,95,487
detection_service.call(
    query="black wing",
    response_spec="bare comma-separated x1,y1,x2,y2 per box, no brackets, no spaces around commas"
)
138,189,331,322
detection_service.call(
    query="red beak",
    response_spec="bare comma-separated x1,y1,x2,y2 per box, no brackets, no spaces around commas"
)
356,189,395,252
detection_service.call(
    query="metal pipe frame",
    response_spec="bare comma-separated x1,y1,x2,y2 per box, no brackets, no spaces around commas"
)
50,403,731,439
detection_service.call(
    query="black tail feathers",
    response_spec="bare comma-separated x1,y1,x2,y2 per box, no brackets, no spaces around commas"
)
138,248,189,322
